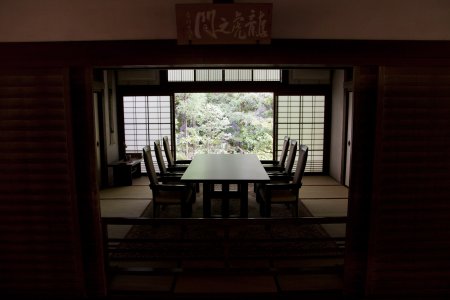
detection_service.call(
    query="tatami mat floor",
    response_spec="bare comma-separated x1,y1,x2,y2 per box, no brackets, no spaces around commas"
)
100,175,348,237
101,175,348,296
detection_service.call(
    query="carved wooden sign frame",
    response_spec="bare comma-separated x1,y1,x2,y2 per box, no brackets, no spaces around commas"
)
176,3,272,45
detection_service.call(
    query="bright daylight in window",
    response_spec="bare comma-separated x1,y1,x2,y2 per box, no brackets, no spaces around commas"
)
175,93,274,160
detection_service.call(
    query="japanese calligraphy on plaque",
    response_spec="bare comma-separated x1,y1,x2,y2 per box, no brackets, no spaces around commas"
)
176,3,272,45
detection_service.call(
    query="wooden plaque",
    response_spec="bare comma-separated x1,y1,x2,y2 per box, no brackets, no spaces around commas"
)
176,3,272,45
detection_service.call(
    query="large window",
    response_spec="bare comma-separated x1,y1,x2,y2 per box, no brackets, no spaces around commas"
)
174,93,273,160
277,95,325,173
121,70,326,174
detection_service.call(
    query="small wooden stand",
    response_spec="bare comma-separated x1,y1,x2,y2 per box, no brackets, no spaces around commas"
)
109,159,142,186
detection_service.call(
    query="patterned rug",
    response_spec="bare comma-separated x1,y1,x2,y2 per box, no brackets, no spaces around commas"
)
109,185,343,262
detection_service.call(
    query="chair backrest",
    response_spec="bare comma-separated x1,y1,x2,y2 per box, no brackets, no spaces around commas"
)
278,136,290,167
284,139,298,175
162,136,175,167
292,144,308,186
153,140,168,174
142,145,159,188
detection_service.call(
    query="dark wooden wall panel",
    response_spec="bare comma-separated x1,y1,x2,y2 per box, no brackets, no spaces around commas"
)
367,66,450,297
0,69,85,295
343,66,378,297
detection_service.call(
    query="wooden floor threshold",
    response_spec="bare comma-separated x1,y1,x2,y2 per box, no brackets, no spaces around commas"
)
108,273,344,298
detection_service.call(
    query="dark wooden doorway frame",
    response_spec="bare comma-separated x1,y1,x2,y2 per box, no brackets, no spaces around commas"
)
65,40,446,298
2,39,450,298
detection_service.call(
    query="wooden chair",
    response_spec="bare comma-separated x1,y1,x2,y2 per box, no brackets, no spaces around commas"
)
142,145,195,218
155,140,200,191
154,140,184,183
162,136,191,171
266,139,298,179
254,140,297,198
260,136,290,172
256,144,308,217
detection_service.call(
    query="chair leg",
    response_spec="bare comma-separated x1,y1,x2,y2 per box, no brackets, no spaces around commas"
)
293,202,298,217
265,202,271,217
259,201,265,217
181,202,193,217
181,204,186,217
255,188,261,203
187,203,193,217
153,202,159,218
254,183,261,199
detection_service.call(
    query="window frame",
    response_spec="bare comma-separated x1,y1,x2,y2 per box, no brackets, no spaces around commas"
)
117,69,331,175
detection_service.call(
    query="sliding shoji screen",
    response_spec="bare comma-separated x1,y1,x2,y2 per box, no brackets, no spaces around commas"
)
167,69,281,82
277,95,325,173
123,96,171,172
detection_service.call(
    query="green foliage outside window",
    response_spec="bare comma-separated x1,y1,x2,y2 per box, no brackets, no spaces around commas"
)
175,93,273,160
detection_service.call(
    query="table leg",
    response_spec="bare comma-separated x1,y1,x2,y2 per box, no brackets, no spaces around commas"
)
221,183,230,218
203,183,212,218
239,183,248,217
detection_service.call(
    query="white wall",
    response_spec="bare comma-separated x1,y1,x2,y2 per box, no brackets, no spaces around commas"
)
1,0,449,42
329,70,345,183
